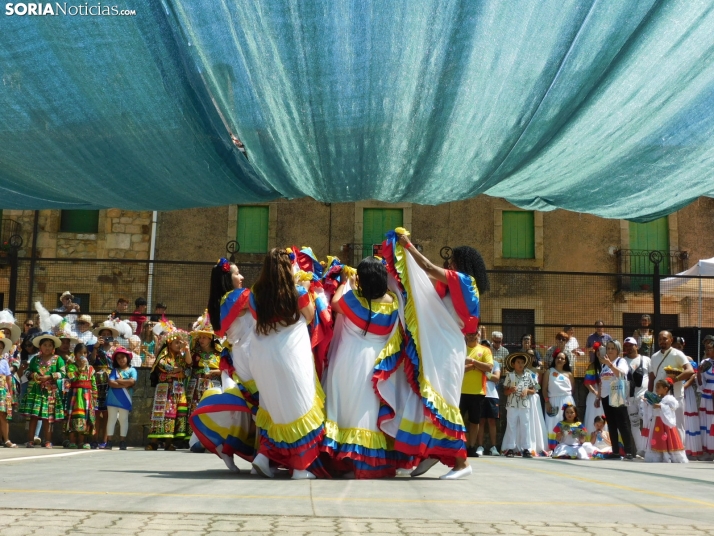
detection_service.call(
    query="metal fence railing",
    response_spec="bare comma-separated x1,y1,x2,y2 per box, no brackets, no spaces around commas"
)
1,256,713,375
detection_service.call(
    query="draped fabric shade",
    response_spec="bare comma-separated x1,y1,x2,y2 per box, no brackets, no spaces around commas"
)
2,0,714,221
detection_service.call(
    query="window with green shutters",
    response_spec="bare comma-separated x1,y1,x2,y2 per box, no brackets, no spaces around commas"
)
362,208,403,260
60,210,100,233
236,206,269,253
502,211,535,259
629,217,670,284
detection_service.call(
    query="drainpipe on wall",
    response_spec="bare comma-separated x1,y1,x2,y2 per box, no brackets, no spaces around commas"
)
146,211,158,310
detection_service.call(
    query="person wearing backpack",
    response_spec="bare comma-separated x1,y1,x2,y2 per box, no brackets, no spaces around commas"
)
623,337,650,458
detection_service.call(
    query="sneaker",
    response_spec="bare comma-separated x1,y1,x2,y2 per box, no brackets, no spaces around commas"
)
636,450,645,459
105,442,113,450
522,449,532,459
504,449,514,458
90,442,98,450
33,436,41,445
98,442,107,450
475,446,484,457
62,440,71,448
119,441,127,451
625,453,633,460
489,446,500,456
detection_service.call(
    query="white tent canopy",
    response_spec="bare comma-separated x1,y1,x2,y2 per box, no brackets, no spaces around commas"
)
660,257,714,293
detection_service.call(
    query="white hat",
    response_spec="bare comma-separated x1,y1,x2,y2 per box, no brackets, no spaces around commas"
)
60,291,74,300
623,337,638,345
0,310,20,343
0,336,12,353
32,332,63,349
92,320,120,338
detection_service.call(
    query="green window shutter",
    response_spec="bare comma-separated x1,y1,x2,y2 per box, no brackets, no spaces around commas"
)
362,208,403,259
502,211,535,259
236,206,269,253
629,217,670,276
60,210,100,233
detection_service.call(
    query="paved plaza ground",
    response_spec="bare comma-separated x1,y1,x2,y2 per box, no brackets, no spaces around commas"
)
1,448,713,535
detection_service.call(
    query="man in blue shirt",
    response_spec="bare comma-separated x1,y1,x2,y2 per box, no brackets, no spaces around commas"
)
586,320,613,362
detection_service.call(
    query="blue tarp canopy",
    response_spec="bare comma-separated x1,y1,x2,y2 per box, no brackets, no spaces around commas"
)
2,0,714,220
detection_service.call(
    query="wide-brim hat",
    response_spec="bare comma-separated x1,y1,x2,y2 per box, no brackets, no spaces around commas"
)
0,322,21,343
504,351,533,372
32,332,63,349
112,346,133,361
93,322,120,338
190,310,215,339
0,336,12,353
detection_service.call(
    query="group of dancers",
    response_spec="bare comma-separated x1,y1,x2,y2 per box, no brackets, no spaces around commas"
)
189,228,487,480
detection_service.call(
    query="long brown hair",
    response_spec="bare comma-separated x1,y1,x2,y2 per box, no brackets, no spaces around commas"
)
253,248,299,335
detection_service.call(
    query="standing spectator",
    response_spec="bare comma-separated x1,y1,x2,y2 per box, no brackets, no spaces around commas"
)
460,332,493,458
520,334,542,369
477,357,501,456
90,321,119,449
676,338,703,460
139,322,156,366
0,336,15,448
633,314,654,357
109,298,129,321
150,302,168,323
544,332,574,369
54,291,80,331
490,331,509,366
130,298,148,335
649,331,694,445
563,325,582,355
105,347,137,450
587,320,613,363
697,336,714,459
74,316,97,347
542,351,575,435
501,353,537,458
623,336,651,457
583,358,601,434
597,340,635,459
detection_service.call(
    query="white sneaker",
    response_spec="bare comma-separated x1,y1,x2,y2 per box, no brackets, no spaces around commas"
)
291,469,316,480
439,465,473,480
489,446,500,456
251,453,274,478
395,468,413,476
410,458,438,478
33,436,41,445
476,446,484,456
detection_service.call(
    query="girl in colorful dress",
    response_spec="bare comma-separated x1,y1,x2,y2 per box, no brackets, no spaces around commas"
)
19,332,65,448
643,378,688,463
321,258,403,479
589,415,612,456
236,249,327,480
385,230,488,479
542,350,575,436
190,259,256,472
550,403,591,460
583,359,602,439
147,324,191,451
698,338,714,459
187,312,222,420
0,337,15,448
65,343,97,448
90,321,118,449
106,347,137,451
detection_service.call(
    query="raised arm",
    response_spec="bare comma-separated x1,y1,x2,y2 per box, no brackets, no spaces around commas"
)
397,234,448,284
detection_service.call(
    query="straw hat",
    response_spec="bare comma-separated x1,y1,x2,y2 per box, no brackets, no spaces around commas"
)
92,320,120,338
31,331,62,349
190,310,214,339
504,351,533,372
0,310,21,343
0,336,12,353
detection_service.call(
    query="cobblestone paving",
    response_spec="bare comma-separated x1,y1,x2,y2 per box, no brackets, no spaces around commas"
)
1,509,713,536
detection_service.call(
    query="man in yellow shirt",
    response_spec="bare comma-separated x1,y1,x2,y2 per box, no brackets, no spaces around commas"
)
460,332,494,458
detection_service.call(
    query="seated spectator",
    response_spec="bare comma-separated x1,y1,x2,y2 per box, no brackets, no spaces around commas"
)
589,415,612,455
633,314,654,357
127,336,144,367
550,403,592,460
150,302,167,322
75,315,97,346
563,325,582,355
130,298,148,335
139,322,156,366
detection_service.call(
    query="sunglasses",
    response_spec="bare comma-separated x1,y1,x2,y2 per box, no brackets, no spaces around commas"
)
25,324,33,327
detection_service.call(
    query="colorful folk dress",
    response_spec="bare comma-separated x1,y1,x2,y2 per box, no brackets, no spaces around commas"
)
321,284,404,478
644,394,688,463
190,288,257,464
0,358,12,418
550,421,592,459
65,363,97,433
187,345,221,418
93,350,112,412
699,360,714,455
583,363,601,435
19,355,66,422
376,232,480,467
148,349,190,440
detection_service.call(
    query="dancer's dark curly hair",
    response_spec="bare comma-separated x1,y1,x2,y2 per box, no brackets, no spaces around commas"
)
207,259,235,332
451,246,490,293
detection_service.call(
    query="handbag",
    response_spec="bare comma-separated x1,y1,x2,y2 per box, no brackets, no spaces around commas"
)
610,378,628,407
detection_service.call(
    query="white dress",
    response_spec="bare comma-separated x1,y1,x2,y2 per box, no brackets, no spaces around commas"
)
321,286,401,478
501,370,547,455
699,363,714,454
551,422,592,460
544,368,575,436
643,395,688,463
683,382,702,458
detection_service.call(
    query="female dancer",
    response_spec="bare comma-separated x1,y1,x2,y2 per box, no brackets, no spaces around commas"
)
189,259,256,471
542,351,575,435
378,230,488,480
321,258,403,478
